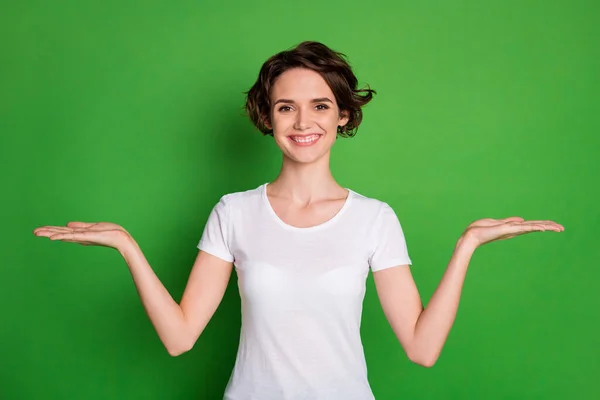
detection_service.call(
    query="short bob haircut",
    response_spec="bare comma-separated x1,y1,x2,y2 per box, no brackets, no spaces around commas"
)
245,41,376,138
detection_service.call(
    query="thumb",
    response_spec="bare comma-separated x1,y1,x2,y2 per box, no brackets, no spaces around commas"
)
502,216,525,223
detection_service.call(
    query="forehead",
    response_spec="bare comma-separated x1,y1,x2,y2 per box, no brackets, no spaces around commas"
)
271,68,334,99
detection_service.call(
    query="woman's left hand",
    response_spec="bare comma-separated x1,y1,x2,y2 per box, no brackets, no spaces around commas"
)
462,217,565,248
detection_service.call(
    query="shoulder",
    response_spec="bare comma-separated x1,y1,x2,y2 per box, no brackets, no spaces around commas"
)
349,188,394,218
214,184,264,209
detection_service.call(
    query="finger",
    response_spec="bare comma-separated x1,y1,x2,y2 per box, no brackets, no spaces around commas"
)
34,227,72,237
33,226,60,234
49,231,87,241
67,222,96,228
48,232,71,241
522,220,557,225
500,225,558,240
517,223,563,233
503,223,544,234
521,219,564,227
524,224,548,232
521,221,564,231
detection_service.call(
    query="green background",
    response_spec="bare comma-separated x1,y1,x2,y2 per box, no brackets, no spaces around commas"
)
2,0,598,399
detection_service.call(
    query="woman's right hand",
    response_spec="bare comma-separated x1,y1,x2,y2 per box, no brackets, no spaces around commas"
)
33,222,132,251
34,220,235,356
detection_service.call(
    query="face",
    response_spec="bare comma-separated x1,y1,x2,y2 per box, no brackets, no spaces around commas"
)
265,68,349,165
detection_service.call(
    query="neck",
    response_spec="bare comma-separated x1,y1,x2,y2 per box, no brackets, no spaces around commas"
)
268,152,345,203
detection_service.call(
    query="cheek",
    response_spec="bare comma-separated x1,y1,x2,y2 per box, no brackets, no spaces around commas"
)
321,114,341,129
271,114,293,131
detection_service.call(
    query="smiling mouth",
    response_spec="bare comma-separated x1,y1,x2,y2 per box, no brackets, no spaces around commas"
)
289,134,322,145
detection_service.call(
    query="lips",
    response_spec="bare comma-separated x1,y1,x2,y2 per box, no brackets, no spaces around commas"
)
288,134,322,146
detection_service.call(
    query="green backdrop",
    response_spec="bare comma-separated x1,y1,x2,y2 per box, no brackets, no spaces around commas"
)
2,0,598,399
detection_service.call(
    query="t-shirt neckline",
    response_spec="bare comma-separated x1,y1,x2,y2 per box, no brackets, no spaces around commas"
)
261,182,353,232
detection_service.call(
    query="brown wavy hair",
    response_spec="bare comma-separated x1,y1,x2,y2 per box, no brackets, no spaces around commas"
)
244,41,376,138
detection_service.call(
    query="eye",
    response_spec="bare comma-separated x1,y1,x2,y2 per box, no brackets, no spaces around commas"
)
277,105,292,112
315,104,329,110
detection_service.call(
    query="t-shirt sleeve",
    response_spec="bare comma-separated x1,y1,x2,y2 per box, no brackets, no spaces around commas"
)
369,202,412,272
197,196,234,263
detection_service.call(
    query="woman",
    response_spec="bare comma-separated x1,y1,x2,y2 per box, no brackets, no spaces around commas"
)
33,41,564,399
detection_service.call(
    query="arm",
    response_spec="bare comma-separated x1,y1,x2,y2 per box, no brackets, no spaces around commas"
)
373,234,476,368
373,216,563,367
120,235,233,356
34,197,237,357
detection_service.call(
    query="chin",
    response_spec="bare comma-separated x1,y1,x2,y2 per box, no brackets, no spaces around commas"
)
284,151,331,165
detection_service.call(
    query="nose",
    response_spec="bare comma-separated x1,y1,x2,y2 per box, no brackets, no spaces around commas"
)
293,108,312,131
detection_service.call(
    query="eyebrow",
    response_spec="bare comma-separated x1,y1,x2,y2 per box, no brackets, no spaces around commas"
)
273,97,333,105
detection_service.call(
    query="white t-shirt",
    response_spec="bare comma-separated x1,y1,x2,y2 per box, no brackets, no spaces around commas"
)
198,183,412,400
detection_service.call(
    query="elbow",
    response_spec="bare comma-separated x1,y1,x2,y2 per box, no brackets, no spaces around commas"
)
167,347,187,357
407,349,438,368
413,357,437,368
165,325,201,356
166,340,194,357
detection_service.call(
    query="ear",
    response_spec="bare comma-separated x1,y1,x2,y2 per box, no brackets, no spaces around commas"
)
338,109,350,127
263,115,272,130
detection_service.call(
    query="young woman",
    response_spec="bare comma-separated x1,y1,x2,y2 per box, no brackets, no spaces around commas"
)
33,41,564,400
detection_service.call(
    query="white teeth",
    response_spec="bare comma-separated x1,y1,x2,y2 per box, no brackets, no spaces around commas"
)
291,135,320,143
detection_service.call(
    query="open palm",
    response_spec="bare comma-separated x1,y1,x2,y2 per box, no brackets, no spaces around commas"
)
33,222,131,250
464,217,564,247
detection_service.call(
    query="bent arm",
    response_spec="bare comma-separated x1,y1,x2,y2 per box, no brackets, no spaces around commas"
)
373,234,478,367
119,236,233,356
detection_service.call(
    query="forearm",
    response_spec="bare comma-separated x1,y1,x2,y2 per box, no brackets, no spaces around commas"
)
118,236,191,356
411,234,479,366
